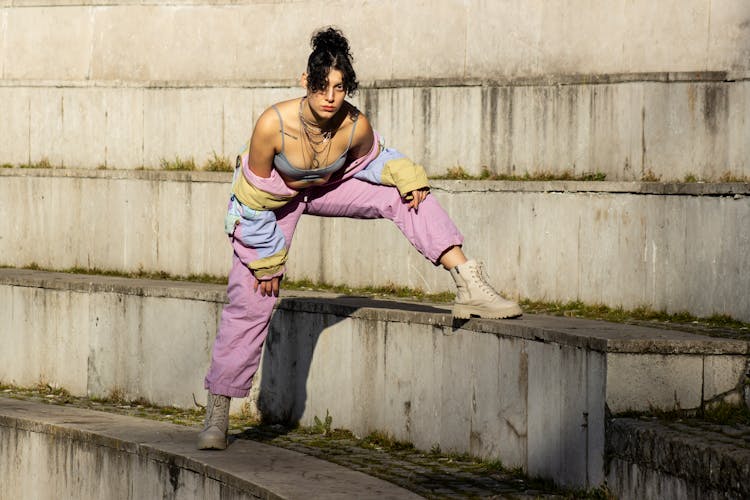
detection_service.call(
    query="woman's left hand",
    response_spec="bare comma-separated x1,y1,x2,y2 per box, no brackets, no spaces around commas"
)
408,188,429,211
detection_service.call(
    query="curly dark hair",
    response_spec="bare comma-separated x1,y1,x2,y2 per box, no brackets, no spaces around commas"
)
306,27,359,97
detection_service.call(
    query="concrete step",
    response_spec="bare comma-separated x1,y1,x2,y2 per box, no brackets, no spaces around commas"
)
607,416,750,500
1,268,748,489
2,168,749,322
0,397,421,499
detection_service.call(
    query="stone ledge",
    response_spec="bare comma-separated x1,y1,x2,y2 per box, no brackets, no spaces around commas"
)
2,168,749,196
1,70,748,89
1,268,746,356
0,397,420,499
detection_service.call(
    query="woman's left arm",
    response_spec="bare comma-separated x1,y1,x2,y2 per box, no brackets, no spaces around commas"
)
349,113,430,210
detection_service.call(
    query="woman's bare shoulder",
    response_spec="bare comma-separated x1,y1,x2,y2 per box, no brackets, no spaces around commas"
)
346,106,374,157
250,101,292,153
351,105,372,134
251,108,279,140
268,97,302,117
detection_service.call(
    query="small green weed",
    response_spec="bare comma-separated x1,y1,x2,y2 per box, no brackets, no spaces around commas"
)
311,409,333,435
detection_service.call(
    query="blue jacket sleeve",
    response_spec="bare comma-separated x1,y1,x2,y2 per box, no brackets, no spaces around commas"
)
352,147,429,199
225,195,288,279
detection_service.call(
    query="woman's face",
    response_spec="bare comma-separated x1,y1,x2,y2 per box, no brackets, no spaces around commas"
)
304,68,347,122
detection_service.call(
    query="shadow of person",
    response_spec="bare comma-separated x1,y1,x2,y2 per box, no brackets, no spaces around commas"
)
253,295,450,434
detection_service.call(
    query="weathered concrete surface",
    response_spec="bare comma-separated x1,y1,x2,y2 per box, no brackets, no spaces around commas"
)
1,169,748,321
606,418,750,500
1,269,748,487
607,353,750,413
0,397,421,500
1,1,748,82
1,1,749,179
1,79,748,181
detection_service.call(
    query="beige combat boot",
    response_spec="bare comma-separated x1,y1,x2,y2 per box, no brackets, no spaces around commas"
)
197,392,230,450
450,259,522,319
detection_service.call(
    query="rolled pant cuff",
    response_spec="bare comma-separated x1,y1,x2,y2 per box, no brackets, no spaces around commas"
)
204,379,250,399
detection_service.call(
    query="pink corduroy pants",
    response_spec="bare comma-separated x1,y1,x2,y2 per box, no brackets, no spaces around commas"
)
204,178,463,397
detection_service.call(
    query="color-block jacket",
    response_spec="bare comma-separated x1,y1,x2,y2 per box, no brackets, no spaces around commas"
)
225,131,429,279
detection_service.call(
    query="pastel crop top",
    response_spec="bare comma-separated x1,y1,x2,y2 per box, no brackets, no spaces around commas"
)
271,104,358,182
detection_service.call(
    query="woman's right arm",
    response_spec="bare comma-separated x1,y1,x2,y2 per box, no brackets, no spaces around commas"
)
247,108,279,178
232,107,288,297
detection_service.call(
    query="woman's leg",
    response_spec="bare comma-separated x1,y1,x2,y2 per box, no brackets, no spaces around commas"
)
204,198,306,398
305,179,521,319
305,179,464,264
199,198,307,449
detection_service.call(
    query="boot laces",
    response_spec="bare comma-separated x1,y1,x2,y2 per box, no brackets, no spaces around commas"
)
471,262,500,297
207,394,229,429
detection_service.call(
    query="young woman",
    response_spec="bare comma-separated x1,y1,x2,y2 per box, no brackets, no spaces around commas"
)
198,27,522,450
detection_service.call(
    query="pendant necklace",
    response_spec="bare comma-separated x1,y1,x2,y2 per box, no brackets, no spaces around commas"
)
299,98,334,169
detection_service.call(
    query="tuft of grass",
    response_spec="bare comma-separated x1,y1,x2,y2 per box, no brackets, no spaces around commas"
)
20,158,53,169
361,430,415,452
718,171,750,183
283,277,455,303
106,387,128,405
435,165,607,182
57,266,228,285
641,169,661,181
684,173,699,183
442,165,474,180
203,151,233,172
701,401,750,426
2,163,13,169
519,299,749,334
617,401,750,427
160,156,196,171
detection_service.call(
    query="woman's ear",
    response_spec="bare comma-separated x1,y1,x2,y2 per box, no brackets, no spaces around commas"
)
300,73,308,90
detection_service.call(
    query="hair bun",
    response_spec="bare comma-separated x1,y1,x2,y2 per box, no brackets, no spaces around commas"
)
311,27,351,58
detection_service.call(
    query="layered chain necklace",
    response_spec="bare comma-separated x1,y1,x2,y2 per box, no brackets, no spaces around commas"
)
298,97,334,169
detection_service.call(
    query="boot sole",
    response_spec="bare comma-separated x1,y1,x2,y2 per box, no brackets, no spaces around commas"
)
197,438,228,450
197,429,228,450
453,304,523,319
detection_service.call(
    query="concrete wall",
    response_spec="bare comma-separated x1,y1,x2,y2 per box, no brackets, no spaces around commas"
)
2,79,748,181
1,169,748,321
1,1,749,180
0,276,223,408
3,1,747,83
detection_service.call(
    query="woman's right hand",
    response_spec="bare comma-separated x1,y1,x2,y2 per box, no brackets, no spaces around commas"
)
253,276,280,297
